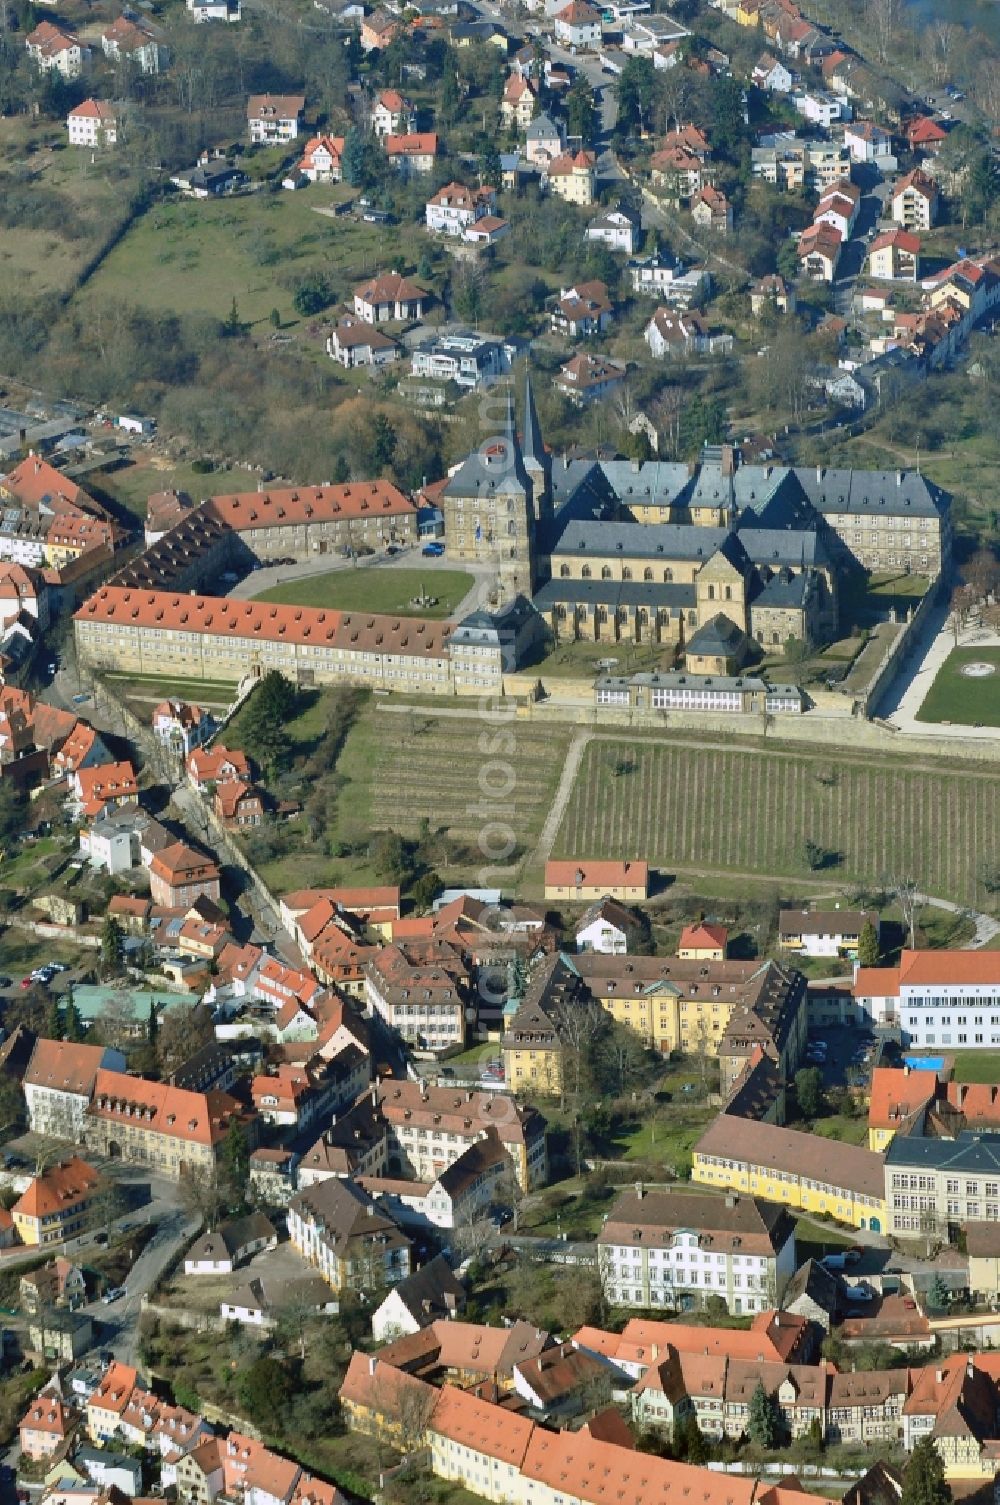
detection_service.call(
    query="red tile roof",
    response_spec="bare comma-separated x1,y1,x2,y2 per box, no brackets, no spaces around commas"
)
204,480,415,532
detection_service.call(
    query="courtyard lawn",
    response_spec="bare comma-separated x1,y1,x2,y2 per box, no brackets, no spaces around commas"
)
949,1051,1000,1084
915,647,1000,727
253,567,475,619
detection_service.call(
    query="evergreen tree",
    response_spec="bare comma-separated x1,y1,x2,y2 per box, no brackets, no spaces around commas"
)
794,1066,824,1119
370,412,397,472
45,997,62,1041
64,998,83,1042
148,998,159,1054
901,1437,952,1505
101,914,125,977
222,1122,250,1211
342,126,368,187
857,919,880,968
565,75,597,146
684,1414,708,1464
222,297,244,337
927,1273,950,1313
615,56,655,136
747,1381,779,1447
240,671,296,778
479,143,502,189
439,51,460,124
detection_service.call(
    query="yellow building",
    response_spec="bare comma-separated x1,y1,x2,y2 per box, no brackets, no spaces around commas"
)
12,1157,99,1247
692,1115,887,1233
502,953,585,1098
546,149,596,205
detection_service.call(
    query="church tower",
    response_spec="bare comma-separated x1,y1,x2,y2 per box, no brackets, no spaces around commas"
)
522,365,551,526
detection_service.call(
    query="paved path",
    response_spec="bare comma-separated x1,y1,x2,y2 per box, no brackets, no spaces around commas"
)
528,728,592,874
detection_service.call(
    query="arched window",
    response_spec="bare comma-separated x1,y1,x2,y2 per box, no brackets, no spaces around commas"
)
772,631,780,645
664,568,674,583
687,610,697,626
598,606,608,622
619,606,629,622
622,567,632,581
644,567,653,581
560,563,570,578
708,584,715,601
582,565,591,579
725,585,732,601
639,608,649,623
507,520,516,536
601,565,612,580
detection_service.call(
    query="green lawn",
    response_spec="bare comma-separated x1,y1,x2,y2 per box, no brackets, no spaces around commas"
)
80,191,423,331
808,1114,869,1147
915,647,1000,727
254,568,475,619
90,457,259,522
949,1050,1000,1084
529,637,674,679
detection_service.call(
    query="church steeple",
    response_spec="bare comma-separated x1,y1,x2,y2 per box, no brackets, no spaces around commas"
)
521,364,551,522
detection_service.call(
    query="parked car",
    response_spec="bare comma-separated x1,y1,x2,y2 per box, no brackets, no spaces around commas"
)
422,542,445,557
0,976,12,989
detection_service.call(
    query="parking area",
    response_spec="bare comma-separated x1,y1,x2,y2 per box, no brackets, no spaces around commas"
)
806,1024,879,1089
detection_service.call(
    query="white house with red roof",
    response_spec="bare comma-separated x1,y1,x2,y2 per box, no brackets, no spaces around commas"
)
844,119,896,170
186,743,251,790
798,220,842,281
353,271,428,324
892,169,939,231
370,88,415,137
66,100,118,148
501,74,538,129
555,352,626,403
553,0,602,48
425,182,497,237
26,21,87,77
868,227,920,281
72,760,139,818
101,15,164,73
386,132,438,176
294,135,346,183
152,700,216,757
247,94,305,145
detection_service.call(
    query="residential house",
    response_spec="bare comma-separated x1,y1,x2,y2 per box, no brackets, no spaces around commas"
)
545,149,596,206
553,0,603,48
550,281,612,338
844,120,896,170
363,943,466,1053
814,180,860,241
152,700,215,757
691,186,733,234
751,274,796,315
892,169,939,231
294,136,346,182
868,228,920,281
148,842,221,908
24,1039,126,1139
247,95,305,144
101,16,163,73
371,88,415,137
650,145,708,203
20,1391,75,1461
753,52,793,91
524,112,564,166
792,91,847,129
386,133,439,175
678,922,729,959
798,221,842,281
502,74,538,129
575,896,638,954
187,743,251,789
371,1253,466,1341
188,0,241,19
411,331,512,387
645,309,733,358
66,100,118,149
586,204,642,253
353,271,428,324
627,255,709,307
360,10,400,49
214,779,264,827
86,1362,138,1444
425,181,497,236
20,1257,87,1312
361,1133,511,1231
12,1157,100,1247
867,1066,937,1152
288,1177,412,1293
26,21,86,77
966,1223,1000,1302
545,860,649,901
502,952,586,1097
184,1213,278,1274
906,115,948,154
73,761,138,818
555,352,626,403
374,1077,548,1191
327,318,398,369
597,1185,796,1313
778,908,878,959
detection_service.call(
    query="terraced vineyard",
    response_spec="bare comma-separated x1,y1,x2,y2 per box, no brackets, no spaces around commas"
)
555,737,998,907
369,716,571,861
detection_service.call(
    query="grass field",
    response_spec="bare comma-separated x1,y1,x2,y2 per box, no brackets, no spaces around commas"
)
90,456,259,521
80,190,418,331
254,568,475,619
915,647,1000,727
949,1051,1000,1083
555,736,999,908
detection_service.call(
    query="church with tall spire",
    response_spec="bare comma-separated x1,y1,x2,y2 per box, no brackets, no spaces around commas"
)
439,366,543,594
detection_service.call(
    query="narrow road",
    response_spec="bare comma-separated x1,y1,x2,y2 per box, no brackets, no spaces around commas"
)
528,728,591,874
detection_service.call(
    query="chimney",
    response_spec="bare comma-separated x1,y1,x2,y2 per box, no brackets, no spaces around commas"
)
936,1369,944,1383
896,470,903,485
816,466,823,484
968,1357,975,1379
